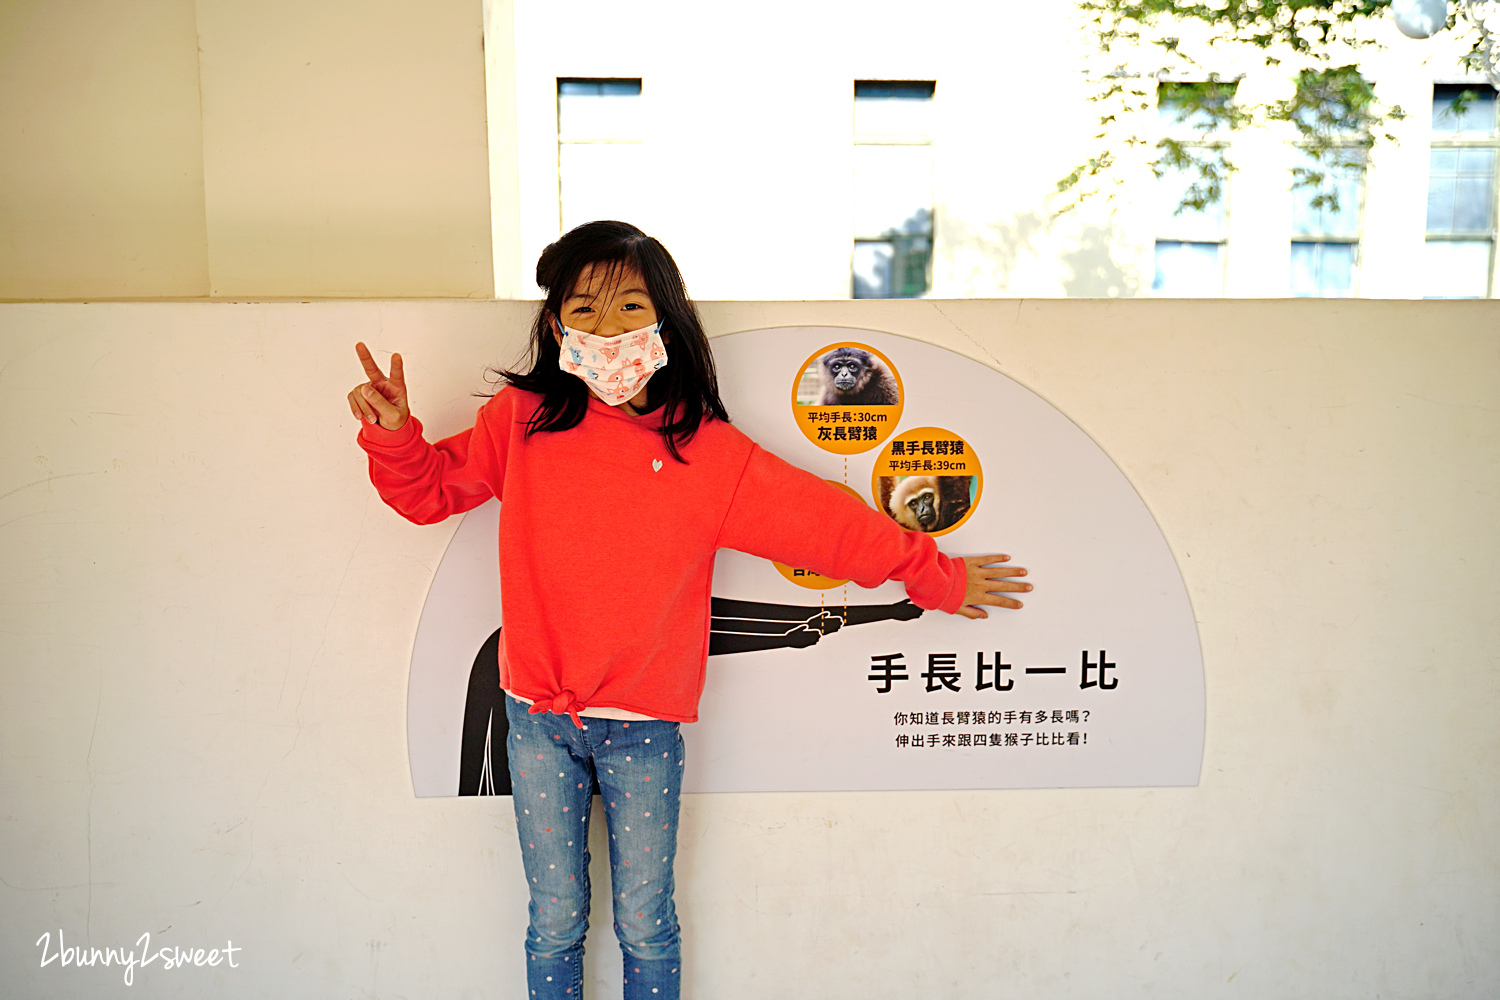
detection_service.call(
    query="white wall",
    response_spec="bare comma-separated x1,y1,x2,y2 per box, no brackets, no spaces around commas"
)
1,298,1495,998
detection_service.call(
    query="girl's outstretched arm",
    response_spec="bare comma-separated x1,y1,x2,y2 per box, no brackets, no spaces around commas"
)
717,445,1031,616
956,554,1030,620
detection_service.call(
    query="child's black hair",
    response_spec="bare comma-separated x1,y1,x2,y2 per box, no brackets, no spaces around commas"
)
494,220,729,462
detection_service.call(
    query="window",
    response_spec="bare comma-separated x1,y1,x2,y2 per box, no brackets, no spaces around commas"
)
1153,83,1233,297
557,78,643,234
1289,149,1363,297
853,80,935,298
1282,79,1368,299
1425,83,1498,298
1153,164,1228,296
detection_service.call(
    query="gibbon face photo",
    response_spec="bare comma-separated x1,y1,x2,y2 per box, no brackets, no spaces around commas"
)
795,346,900,406
876,475,975,534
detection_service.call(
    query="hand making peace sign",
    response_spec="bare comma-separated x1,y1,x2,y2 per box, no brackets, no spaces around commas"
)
347,342,410,432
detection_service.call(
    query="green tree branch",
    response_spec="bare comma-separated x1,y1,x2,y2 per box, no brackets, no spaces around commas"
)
1061,0,1476,215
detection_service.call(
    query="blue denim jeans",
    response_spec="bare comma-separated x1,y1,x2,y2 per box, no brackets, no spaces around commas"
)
505,695,683,1000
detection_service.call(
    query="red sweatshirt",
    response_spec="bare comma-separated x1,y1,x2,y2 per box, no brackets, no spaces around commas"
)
359,388,965,724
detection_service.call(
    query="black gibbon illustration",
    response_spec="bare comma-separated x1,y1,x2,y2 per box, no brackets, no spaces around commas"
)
707,596,924,654
458,597,926,795
878,475,973,533
459,631,603,797
459,629,514,796
815,347,899,406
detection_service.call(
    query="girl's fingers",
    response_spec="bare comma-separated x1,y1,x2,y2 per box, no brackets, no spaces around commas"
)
370,378,409,414
978,582,1029,600
355,341,387,382
349,386,379,424
348,349,408,428
360,383,399,422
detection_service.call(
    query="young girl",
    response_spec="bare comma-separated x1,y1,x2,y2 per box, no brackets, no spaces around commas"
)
348,221,1029,1000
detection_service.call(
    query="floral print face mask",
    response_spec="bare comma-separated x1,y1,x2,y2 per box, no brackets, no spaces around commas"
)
555,319,669,407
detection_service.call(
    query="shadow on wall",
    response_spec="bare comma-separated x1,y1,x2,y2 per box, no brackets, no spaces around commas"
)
938,211,1144,298
1059,224,1144,298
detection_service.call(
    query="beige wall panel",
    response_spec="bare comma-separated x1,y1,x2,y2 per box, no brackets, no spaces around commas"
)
0,0,210,299
194,0,493,297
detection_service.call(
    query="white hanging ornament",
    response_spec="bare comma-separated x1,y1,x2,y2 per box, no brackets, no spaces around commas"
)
1393,1,1500,88
1392,0,1447,38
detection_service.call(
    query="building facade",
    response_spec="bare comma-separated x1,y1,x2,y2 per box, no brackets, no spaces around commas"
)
484,0,1497,301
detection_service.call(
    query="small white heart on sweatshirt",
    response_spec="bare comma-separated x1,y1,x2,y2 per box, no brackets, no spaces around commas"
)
652,459,663,472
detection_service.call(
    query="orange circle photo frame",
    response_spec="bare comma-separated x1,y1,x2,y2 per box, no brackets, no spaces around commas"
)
773,481,868,589
790,342,905,455
869,427,983,537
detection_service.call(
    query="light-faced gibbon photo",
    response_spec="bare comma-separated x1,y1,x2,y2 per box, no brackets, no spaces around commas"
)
877,475,973,533
815,347,899,406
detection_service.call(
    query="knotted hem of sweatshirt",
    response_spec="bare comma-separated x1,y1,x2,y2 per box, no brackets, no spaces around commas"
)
528,690,586,729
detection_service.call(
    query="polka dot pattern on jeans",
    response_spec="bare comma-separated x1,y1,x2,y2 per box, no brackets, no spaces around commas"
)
504,695,683,1000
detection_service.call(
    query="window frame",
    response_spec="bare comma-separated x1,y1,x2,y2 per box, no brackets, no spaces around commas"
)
555,77,644,235
1151,83,1235,298
852,79,936,300
1425,83,1500,299
1288,144,1366,298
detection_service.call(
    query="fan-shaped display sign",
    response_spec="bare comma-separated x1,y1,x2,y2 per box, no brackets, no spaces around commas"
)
407,328,1204,795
